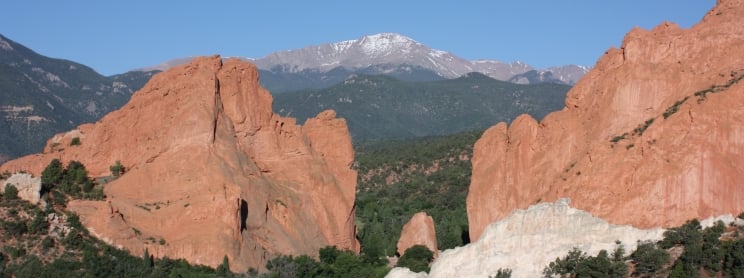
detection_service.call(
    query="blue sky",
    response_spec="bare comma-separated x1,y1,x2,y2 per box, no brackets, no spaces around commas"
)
1,1,715,76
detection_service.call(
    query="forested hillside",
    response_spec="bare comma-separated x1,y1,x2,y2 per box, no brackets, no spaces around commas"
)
274,73,569,140
354,130,481,257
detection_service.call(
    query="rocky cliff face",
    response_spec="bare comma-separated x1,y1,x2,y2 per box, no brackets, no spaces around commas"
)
467,0,744,240
0,56,359,272
397,212,438,256
1,173,41,204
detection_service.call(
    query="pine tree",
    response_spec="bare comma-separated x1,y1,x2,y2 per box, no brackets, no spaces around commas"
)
143,248,153,269
216,255,231,277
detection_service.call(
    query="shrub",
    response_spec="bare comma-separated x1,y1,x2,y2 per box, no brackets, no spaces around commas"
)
319,245,342,265
215,255,231,277
663,96,689,119
41,237,55,250
397,245,434,273
632,118,655,136
3,184,19,200
41,159,64,191
492,268,512,278
70,137,81,146
2,219,28,237
631,241,669,275
543,245,627,278
610,134,627,143
110,160,124,178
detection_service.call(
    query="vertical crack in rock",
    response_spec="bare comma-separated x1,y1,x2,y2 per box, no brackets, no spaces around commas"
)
212,75,222,144
264,203,269,222
240,199,248,233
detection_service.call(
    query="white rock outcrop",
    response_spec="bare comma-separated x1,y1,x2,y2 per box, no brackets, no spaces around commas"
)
427,198,665,278
1,173,42,204
386,267,428,278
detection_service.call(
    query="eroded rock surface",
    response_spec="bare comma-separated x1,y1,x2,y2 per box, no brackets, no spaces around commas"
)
396,211,438,256
467,0,744,240
0,56,359,272
1,173,41,204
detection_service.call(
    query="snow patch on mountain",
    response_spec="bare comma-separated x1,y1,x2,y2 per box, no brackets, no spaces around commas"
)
139,33,588,84
357,33,419,57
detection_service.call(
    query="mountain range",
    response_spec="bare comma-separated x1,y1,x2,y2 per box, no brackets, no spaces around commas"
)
0,34,157,162
1,32,575,162
141,33,589,93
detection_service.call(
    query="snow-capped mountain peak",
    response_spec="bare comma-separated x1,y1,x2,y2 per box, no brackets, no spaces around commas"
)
355,33,420,56
142,33,588,84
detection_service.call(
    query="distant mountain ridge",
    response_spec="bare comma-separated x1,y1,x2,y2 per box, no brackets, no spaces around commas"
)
0,34,156,162
252,33,589,84
141,33,588,92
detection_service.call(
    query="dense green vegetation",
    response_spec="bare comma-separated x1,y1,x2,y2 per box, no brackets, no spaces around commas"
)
543,244,628,278
395,245,434,273
258,246,389,278
274,73,569,140
355,130,481,258
41,159,104,202
259,64,445,94
545,218,744,277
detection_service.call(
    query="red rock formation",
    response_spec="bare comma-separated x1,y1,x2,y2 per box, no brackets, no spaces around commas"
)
397,212,438,256
0,56,359,272
467,0,744,240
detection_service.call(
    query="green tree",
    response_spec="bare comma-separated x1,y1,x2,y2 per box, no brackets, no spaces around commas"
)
361,221,385,265
27,208,49,234
65,160,89,185
143,248,153,269
543,247,586,277
659,219,702,249
3,184,18,200
700,220,725,272
396,245,434,273
574,249,627,278
630,241,670,275
332,251,378,278
723,238,744,276
320,245,342,265
216,255,231,277
41,159,64,191
110,160,124,178
70,137,81,146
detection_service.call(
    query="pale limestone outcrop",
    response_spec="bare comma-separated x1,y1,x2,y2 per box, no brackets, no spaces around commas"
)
389,199,734,278
0,56,358,272
397,212,438,256
1,173,41,204
429,199,664,278
467,0,744,240
386,267,428,278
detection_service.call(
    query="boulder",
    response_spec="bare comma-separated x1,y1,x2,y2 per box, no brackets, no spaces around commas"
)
397,212,438,256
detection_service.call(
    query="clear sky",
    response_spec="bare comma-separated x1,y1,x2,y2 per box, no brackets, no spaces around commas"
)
1,1,715,76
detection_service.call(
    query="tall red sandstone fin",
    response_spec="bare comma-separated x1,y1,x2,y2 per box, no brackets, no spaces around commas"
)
397,211,438,257
0,55,358,272
467,0,744,240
